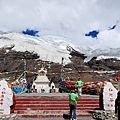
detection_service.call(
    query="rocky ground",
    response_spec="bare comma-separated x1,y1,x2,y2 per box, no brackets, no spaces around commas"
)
0,46,120,86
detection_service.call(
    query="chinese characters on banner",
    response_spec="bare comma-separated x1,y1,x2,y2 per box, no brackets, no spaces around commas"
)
0,80,13,114
103,82,118,111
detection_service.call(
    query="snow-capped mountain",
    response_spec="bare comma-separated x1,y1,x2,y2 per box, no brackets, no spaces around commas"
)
0,32,73,64
0,32,120,64
83,47,120,62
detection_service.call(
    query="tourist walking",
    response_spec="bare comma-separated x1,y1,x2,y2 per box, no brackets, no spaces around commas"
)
115,91,120,120
76,77,83,96
69,89,78,120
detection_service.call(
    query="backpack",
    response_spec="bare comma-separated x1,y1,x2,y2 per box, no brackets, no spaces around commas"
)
69,100,77,106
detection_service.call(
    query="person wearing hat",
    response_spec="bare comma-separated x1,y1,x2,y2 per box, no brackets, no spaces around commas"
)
115,91,120,120
69,89,78,120
76,77,83,96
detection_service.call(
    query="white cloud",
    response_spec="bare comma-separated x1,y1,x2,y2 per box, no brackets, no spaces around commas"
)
0,0,120,49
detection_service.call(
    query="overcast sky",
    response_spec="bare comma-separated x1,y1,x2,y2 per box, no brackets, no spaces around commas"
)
0,0,120,49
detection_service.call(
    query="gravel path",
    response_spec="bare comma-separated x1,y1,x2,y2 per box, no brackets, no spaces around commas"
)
17,117,93,120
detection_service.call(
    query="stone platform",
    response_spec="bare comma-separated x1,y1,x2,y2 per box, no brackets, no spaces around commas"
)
15,93,99,118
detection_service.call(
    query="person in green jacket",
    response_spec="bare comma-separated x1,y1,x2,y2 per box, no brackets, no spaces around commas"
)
69,89,78,120
76,77,83,96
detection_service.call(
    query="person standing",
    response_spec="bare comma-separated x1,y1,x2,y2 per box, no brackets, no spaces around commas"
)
76,77,83,96
10,93,16,114
115,91,120,120
69,89,78,120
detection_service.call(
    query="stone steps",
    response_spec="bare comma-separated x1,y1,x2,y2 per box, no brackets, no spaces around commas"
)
15,107,98,110
16,110,92,118
16,104,98,107
15,94,99,118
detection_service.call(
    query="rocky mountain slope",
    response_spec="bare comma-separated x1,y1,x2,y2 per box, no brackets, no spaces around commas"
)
0,45,120,87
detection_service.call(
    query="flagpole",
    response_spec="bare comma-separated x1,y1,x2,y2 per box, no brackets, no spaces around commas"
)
23,53,27,80
24,58,26,79
118,80,120,91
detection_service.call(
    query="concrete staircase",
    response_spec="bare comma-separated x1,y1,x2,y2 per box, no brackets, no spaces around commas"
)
15,93,99,118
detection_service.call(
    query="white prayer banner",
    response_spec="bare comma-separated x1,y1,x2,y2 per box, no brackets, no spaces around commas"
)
103,82,118,111
0,80,13,114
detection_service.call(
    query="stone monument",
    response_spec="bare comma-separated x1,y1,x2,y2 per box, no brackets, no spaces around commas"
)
92,82,118,120
0,80,18,120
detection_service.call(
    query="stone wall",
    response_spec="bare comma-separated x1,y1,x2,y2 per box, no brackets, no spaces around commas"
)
92,110,117,120
0,113,18,120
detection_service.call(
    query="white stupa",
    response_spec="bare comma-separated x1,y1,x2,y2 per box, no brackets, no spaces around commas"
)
32,62,50,93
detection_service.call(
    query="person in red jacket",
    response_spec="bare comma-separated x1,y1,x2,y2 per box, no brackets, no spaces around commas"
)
10,93,16,114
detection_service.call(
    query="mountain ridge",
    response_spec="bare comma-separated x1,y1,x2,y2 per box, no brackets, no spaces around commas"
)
0,32,120,85
1,32,120,63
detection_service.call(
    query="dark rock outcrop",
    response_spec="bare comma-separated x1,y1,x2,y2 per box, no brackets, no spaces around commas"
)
0,46,120,85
